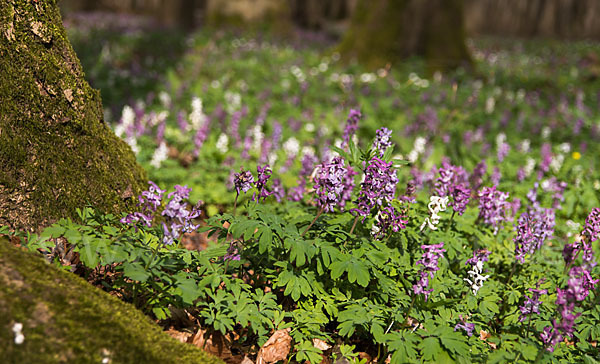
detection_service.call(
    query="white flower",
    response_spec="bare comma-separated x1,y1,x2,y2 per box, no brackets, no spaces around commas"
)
414,137,427,154
519,139,531,153
125,136,139,155
283,137,300,157
115,105,135,138
464,261,490,295
150,142,168,168
224,91,241,114
558,143,571,154
189,97,207,131
304,123,315,132
420,196,449,231
12,323,24,345
524,157,536,177
541,127,551,139
216,133,229,153
251,125,264,153
407,150,419,164
301,146,315,157
158,91,171,108
495,133,506,146
485,97,495,114
550,154,564,173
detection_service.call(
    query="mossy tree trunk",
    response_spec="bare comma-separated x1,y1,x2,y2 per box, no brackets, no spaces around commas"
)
0,0,147,232
338,0,472,73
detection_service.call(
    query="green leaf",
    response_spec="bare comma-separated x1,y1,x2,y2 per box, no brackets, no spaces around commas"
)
123,262,150,282
178,278,201,304
40,225,66,239
347,260,370,287
258,226,273,254
419,337,441,361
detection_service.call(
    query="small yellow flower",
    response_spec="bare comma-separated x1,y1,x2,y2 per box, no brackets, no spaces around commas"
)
572,152,581,160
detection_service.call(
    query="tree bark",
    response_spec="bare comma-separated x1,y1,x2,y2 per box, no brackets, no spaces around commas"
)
0,0,147,232
337,0,472,73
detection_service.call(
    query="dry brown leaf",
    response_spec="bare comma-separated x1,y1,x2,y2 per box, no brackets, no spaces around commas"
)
241,356,254,364
479,330,496,349
256,328,292,364
166,329,192,343
189,328,242,364
312,338,331,351
358,352,372,362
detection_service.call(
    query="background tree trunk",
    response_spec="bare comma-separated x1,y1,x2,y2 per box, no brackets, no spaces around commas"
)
0,0,147,232
337,0,472,72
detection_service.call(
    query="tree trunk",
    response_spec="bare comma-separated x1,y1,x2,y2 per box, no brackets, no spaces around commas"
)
337,0,472,73
0,0,147,232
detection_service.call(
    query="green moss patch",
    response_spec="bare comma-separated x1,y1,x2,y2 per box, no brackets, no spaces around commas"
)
0,238,221,364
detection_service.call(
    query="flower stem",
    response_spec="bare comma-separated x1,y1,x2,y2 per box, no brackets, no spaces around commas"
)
233,193,239,215
301,207,324,237
350,216,359,235
446,210,456,232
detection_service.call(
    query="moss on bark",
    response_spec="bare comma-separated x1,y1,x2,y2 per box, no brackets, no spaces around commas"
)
0,0,147,232
0,238,221,364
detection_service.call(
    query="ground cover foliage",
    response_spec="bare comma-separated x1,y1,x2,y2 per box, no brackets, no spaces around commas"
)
7,18,600,363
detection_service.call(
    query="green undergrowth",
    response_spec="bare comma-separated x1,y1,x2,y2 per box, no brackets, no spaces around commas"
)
0,237,221,364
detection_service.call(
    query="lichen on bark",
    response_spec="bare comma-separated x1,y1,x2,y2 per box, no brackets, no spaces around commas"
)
0,238,221,363
0,0,147,232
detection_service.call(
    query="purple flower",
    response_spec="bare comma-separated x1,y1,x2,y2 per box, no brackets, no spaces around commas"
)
470,160,487,190
270,178,285,202
121,181,165,227
413,243,445,301
288,154,318,202
450,183,470,216
224,243,241,261
491,167,501,186
253,164,272,202
514,209,554,263
466,249,491,266
519,287,547,322
583,207,600,242
193,121,210,156
351,157,398,220
229,111,242,148
372,127,392,157
342,109,361,148
234,169,254,195
434,161,469,198
454,321,475,337
371,205,407,239
313,157,348,213
540,325,562,352
497,142,510,162
478,186,510,232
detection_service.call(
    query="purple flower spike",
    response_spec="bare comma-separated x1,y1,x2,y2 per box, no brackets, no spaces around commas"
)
371,205,407,239
583,208,600,242
413,243,445,301
450,183,471,216
342,109,361,148
313,157,348,213
351,157,398,220
253,164,272,202
519,287,547,322
372,127,393,157
478,186,510,233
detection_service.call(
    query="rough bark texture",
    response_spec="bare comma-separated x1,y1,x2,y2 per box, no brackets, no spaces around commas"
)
0,0,147,232
0,238,221,363
337,0,472,72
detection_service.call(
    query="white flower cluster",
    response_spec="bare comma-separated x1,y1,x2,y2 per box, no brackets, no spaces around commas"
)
407,137,427,163
114,105,135,138
251,125,264,153
150,141,168,169
283,137,300,158
189,97,207,131
216,133,229,154
224,91,241,114
12,322,24,344
464,261,490,295
420,196,449,231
